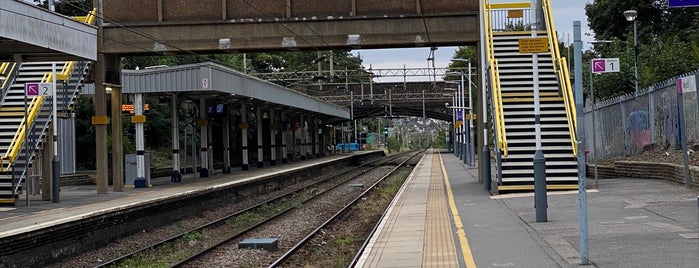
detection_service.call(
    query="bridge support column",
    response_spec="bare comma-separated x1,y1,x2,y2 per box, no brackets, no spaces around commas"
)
223,110,231,173
281,111,288,163
256,106,264,168
198,97,209,177
207,117,214,176
134,93,148,187
314,118,321,157
309,116,315,158
41,126,53,200
269,109,277,166
171,93,182,182
299,115,306,160
291,116,301,161
241,103,249,170
111,84,124,191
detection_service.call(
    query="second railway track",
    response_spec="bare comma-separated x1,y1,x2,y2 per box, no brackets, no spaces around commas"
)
41,151,421,268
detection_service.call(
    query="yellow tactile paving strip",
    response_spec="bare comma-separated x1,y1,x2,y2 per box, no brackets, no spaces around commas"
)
423,152,459,267
356,151,460,268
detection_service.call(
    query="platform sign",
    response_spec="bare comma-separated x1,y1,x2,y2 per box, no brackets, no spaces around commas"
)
38,83,53,96
678,75,697,94
591,58,620,74
457,110,463,121
668,0,699,8
25,83,39,96
518,37,548,53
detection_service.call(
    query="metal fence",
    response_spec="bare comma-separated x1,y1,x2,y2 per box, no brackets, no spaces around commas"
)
584,69,699,161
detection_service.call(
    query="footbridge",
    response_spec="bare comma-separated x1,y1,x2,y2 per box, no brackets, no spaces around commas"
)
0,0,581,202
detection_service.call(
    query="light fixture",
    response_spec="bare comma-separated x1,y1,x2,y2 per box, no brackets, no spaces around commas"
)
219,38,231,50
623,9,639,94
623,10,637,22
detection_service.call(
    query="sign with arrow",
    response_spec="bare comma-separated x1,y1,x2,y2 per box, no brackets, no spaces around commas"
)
25,83,54,96
591,58,620,74
25,83,39,96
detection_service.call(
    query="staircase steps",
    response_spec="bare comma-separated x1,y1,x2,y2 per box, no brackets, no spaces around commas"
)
0,61,88,204
491,31,577,190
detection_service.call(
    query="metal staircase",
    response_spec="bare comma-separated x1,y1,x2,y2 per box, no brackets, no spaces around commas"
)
484,1,578,191
0,10,95,205
0,61,91,204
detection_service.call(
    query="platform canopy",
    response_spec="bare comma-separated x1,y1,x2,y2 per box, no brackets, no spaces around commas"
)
0,0,97,62
121,62,350,120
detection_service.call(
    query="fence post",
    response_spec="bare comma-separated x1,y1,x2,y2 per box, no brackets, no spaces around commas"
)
621,99,627,157
649,90,655,145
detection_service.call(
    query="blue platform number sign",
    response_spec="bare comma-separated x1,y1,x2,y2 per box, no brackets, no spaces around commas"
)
668,0,699,8
457,110,463,121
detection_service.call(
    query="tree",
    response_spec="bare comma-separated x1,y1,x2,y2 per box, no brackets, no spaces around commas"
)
585,0,699,99
585,0,661,42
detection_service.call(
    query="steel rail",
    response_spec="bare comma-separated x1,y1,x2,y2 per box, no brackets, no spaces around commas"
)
268,150,424,267
169,152,411,267
95,157,387,267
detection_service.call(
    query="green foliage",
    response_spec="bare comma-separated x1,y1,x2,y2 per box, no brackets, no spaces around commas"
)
183,231,202,242
386,136,401,153
74,96,96,170
584,1,699,100
143,102,171,148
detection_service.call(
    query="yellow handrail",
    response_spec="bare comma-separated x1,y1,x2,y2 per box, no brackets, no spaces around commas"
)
56,61,75,81
542,0,578,155
560,58,578,154
0,9,96,171
491,60,508,156
482,0,509,156
72,8,98,25
1,62,16,90
0,96,44,171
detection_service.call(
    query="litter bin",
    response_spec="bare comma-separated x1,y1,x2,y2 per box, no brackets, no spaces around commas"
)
125,154,150,188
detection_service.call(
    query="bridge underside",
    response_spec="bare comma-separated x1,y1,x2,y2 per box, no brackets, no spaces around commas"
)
101,0,479,54
303,81,455,123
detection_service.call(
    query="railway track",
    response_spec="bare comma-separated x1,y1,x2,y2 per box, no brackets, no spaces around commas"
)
267,150,424,267
89,151,420,267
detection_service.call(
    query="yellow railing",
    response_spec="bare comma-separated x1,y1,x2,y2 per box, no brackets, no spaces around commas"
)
483,0,509,156
542,0,578,155
0,96,45,171
1,62,16,90
0,9,97,171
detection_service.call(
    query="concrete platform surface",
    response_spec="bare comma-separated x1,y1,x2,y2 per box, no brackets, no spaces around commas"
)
444,152,699,267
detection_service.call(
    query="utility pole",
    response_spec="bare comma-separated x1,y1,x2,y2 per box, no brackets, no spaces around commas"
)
532,0,548,223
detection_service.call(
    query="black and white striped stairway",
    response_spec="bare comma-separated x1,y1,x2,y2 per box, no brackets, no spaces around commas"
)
492,31,578,191
0,61,89,204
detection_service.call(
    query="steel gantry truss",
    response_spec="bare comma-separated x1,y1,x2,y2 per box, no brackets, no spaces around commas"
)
252,67,472,84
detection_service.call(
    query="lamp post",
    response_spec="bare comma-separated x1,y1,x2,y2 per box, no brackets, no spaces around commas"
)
448,68,473,165
445,81,462,157
624,9,638,94
444,87,457,153
452,59,476,167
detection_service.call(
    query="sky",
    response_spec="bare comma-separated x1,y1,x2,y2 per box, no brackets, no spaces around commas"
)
356,0,593,82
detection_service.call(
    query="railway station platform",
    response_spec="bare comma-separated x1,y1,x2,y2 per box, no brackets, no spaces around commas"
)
356,150,699,267
0,151,377,238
